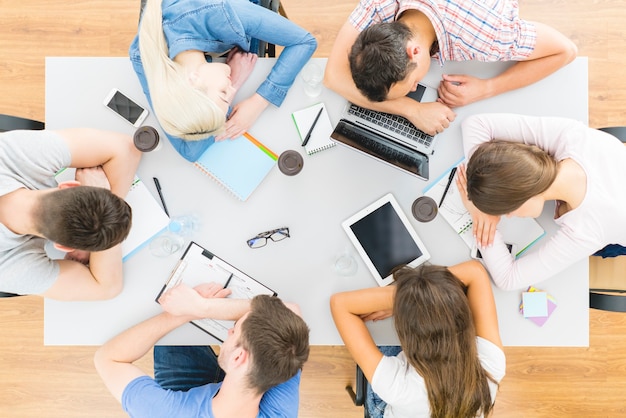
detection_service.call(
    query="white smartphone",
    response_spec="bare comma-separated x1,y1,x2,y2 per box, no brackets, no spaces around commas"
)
471,243,517,260
103,88,149,127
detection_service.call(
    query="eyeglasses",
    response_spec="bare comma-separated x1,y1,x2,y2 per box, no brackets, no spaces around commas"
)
247,227,290,249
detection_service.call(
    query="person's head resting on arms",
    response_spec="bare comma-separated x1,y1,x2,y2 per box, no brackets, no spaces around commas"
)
221,295,310,394
138,0,233,141
36,182,132,253
349,20,432,102
393,264,497,417
465,140,558,218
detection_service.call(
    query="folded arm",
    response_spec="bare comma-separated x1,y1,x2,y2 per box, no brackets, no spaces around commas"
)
330,286,395,381
439,23,577,107
58,128,141,198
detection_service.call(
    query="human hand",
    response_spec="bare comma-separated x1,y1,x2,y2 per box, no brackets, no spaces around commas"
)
456,164,500,247
64,249,90,265
226,48,257,91
360,309,393,322
75,166,111,190
159,282,231,318
407,101,456,136
437,74,492,108
215,94,269,140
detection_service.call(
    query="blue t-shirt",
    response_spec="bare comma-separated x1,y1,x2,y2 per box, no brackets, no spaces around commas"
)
122,370,302,417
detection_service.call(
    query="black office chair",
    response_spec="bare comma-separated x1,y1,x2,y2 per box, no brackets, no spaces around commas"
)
0,114,43,297
138,0,283,57
589,126,626,312
0,114,45,133
345,365,371,418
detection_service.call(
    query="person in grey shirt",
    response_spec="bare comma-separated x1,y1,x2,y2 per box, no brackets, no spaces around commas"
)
0,128,141,300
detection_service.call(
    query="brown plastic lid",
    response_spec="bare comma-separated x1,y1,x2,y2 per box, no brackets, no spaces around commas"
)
133,126,160,152
278,150,304,176
412,196,437,222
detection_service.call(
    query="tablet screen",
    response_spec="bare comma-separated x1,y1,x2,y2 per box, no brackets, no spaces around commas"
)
349,201,423,278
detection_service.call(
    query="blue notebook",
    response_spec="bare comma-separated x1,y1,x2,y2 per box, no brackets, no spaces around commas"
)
194,133,278,201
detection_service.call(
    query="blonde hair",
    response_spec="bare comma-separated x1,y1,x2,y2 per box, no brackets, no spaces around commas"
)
138,0,226,140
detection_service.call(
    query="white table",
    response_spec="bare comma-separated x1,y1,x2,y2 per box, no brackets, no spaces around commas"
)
44,56,589,347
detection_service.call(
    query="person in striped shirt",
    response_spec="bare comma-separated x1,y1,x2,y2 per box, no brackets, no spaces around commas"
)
324,0,577,136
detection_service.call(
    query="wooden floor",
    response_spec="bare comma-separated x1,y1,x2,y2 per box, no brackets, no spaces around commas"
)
1,0,626,416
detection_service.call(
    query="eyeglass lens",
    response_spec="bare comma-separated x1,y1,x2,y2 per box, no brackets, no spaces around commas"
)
247,229,289,248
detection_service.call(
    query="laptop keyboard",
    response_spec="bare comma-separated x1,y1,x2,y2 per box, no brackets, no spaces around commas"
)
348,104,434,147
331,120,428,179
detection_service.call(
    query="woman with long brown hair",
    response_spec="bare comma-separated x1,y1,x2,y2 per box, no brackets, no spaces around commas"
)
458,113,626,290
330,261,505,418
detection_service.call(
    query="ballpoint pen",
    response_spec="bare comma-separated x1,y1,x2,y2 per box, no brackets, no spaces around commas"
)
153,177,170,216
301,107,324,147
438,167,457,208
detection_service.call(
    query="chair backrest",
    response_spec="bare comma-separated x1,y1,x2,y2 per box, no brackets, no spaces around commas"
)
0,292,20,298
345,365,370,418
589,126,626,311
590,290,626,312
0,114,45,133
599,126,626,143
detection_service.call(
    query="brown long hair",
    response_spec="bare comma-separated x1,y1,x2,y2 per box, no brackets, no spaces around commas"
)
466,140,558,215
393,265,496,417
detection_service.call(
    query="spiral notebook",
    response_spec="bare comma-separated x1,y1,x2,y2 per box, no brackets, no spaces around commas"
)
423,158,545,256
194,133,278,201
291,102,335,154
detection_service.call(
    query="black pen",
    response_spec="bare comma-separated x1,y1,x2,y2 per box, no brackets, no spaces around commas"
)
301,107,324,147
438,167,457,208
223,273,234,289
153,177,170,217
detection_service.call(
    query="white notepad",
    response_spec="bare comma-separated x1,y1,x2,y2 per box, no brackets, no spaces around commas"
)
291,102,335,154
423,159,545,257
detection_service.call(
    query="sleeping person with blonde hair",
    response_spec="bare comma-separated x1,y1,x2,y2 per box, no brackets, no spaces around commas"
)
457,113,626,290
130,0,317,161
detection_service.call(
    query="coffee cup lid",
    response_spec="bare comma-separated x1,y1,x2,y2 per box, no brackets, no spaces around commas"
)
278,150,304,176
133,126,159,152
412,196,438,222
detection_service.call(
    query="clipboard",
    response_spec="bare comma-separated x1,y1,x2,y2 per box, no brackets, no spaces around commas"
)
156,241,277,342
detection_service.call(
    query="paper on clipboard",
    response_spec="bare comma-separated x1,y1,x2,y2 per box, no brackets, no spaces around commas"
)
156,241,276,342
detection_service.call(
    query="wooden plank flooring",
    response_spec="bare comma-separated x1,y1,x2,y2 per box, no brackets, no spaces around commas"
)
1,1,626,416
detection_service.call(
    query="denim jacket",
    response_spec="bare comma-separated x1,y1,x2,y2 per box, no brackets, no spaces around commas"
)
129,0,317,162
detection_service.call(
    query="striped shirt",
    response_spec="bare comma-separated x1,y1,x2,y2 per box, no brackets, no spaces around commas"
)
349,0,536,65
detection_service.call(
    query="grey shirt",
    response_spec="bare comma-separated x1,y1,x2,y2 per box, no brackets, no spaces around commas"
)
0,130,71,294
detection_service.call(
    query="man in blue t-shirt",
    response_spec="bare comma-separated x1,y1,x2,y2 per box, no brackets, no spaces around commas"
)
95,283,310,417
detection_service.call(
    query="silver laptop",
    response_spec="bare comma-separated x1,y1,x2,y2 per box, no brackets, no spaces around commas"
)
330,84,438,180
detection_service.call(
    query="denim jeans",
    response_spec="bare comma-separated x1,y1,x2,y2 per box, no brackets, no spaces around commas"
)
366,345,403,418
594,244,626,258
153,346,225,392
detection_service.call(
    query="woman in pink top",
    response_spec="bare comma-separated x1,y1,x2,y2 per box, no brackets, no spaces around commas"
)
458,113,626,290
